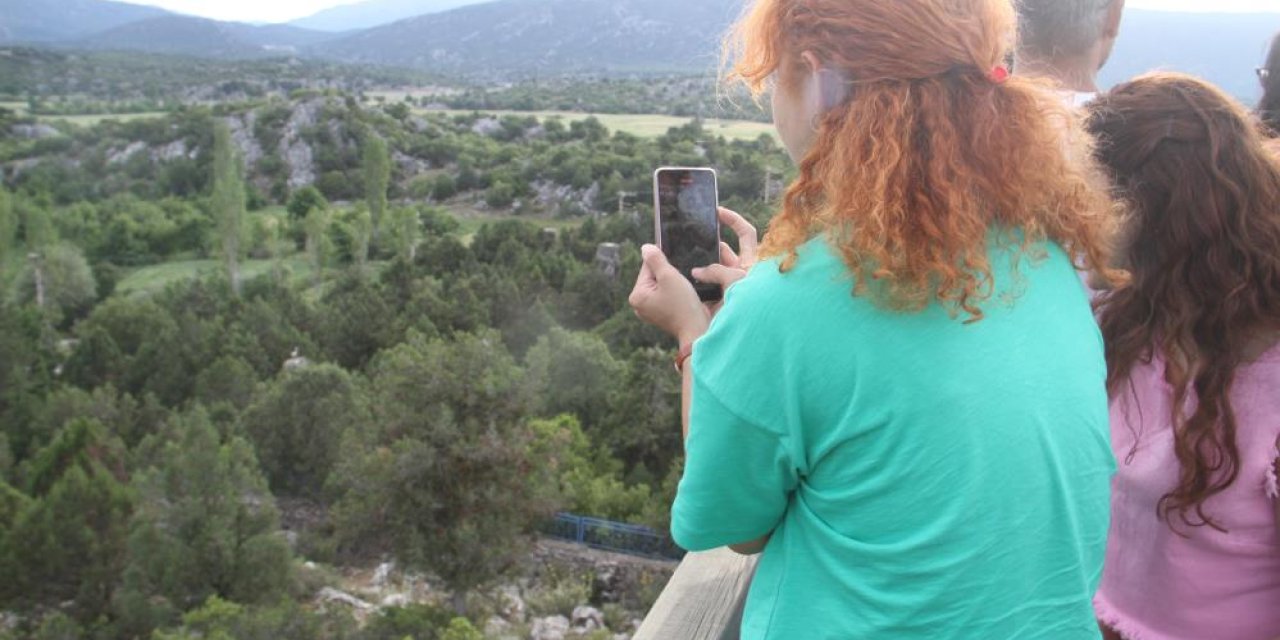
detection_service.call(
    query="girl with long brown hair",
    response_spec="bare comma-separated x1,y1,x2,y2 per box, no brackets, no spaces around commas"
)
628,0,1120,637
1086,73,1280,640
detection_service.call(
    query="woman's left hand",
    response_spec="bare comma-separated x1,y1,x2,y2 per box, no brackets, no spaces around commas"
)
629,245,711,346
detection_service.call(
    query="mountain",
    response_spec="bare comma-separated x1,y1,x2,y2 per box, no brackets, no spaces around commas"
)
0,0,171,43
79,15,336,58
311,3,1277,92
311,0,742,75
290,0,491,32
1099,10,1279,102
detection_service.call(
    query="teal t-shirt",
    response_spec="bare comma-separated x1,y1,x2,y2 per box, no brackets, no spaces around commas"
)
672,235,1113,639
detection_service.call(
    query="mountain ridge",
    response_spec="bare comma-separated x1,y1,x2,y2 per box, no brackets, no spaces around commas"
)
77,15,337,58
0,0,172,43
289,0,491,32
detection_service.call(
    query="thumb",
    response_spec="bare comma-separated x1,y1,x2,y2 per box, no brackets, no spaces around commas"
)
641,245,677,277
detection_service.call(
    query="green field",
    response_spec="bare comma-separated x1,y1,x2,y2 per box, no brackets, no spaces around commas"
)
40,112,170,126
113,210,584,296
427,108,777,142
116,255,318,296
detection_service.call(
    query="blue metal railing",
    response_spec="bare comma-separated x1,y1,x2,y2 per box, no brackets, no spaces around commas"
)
545,513,685,560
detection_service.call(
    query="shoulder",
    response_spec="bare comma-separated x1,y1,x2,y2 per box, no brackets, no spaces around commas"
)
722,237,847,311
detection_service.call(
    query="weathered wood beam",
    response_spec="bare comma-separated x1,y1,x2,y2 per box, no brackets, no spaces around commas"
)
634,548,759,640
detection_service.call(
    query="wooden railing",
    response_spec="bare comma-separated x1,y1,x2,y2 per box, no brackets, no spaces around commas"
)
633,548,760,640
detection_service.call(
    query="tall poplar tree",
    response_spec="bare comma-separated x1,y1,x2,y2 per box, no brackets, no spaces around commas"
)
362,132,390,242
211,122,245,296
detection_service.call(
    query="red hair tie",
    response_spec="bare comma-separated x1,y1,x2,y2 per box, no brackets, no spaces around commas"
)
988,65,1010,84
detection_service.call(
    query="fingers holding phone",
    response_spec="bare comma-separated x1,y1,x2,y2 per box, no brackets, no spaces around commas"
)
629,244,710,345
717,206,759,270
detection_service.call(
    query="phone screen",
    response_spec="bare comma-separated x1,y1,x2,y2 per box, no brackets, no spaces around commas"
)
654,168,722,302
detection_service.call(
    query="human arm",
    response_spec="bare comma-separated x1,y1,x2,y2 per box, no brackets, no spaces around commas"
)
630,213,787,553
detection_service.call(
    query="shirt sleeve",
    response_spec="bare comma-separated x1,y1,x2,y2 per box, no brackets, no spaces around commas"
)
670,377,798,551
669,266,801,552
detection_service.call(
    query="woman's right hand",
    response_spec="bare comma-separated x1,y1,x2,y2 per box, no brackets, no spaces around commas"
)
692,207,759,316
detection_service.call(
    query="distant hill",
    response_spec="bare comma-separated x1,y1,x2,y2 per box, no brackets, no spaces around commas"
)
309,3,1277,95
4,0,1277,100
0,0,171,43
289,0,491,32
79,15,336,58
1100,10,1279,102
310,0,743,76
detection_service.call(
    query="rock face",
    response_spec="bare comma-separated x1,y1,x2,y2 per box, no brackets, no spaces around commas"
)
571,605,605,632
595,243,622,279
10,123,60,139
224,111,264,168
318,587,375,612
281,99,322,191
530,615,571,640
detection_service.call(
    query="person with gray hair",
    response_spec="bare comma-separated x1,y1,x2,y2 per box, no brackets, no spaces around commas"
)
1015,0,1126,105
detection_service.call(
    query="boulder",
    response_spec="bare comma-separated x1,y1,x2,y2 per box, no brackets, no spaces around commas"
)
317,587,374,612
571,605,605,632
529,615,570,640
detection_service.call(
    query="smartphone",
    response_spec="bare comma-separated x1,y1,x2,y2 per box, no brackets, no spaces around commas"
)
653,167,723,302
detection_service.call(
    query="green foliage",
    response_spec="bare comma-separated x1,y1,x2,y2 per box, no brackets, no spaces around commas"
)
194,355,259,411
315,271,398,370
12,243,97,319
0,419,132,623
152,595,357,640
525,565,594,619
304,206,332,280
286,186,328,222
386,206,422,262
362,133,390,234
531,416,652,523
601,347,683,476
243,364,369,499
525,328,622,431
350,206,372,269
29,613,84,640
116,408,291,635
0,184,14,277
332,330,560,605
212,120,246,295
360,604,457,640
440,617,484,640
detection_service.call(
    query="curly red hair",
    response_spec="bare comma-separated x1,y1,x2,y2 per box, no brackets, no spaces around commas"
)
725,0,1120,318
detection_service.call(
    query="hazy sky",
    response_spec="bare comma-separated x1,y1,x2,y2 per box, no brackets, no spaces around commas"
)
122,0,1280,25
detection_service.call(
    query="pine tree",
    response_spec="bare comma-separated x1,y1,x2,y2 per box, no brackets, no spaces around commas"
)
116,408,290,636
211,122,245,296
0,419,132,623
331,330,562,614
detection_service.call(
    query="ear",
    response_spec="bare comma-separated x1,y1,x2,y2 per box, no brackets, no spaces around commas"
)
800,51,823,75
1103,0,1125,39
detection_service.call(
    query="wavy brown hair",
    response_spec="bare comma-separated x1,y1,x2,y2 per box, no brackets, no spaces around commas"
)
724,0,1120,319
1086,73,1280,531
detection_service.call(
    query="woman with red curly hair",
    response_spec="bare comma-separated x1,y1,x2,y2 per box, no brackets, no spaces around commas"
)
628,0,1121,637
1085,73,1280,640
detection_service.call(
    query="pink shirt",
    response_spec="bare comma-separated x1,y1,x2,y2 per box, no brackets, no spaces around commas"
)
1095,345,1280,640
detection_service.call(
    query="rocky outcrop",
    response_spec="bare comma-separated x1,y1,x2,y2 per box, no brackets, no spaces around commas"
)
281,99,323,191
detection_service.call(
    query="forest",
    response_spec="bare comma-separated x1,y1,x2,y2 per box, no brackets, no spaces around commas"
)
0,81,788,639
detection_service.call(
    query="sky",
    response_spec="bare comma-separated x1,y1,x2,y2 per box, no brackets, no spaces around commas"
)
120,0,1280,25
